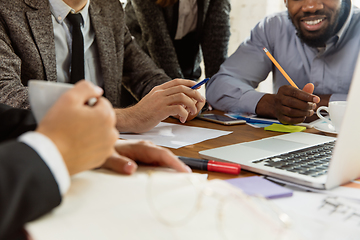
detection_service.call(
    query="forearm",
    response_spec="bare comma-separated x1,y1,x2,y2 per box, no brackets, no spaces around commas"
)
206,74,266,114
0,82,30,109
115,107,147,133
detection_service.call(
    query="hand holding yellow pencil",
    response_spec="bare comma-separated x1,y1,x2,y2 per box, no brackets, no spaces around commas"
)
263,48,299,89
260,47,321,125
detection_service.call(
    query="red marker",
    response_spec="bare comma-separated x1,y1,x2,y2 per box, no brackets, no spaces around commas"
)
178,156,241,175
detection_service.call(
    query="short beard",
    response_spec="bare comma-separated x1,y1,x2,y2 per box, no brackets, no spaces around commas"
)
289,1,349,48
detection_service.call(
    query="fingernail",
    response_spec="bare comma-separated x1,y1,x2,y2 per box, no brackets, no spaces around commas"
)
308,102,316,110
180,117,186,123
95,86,103,95
201,96,206,102
309,110,314,116
124,161,137,174
313,96,320,103
185,165,192,173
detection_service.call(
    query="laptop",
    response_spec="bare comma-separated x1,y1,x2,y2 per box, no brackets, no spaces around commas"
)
200,55,360,190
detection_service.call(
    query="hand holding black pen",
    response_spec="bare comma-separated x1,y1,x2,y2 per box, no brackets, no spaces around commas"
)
117,79,206,133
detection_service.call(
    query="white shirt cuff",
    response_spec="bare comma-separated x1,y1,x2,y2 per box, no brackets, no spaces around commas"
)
18,131,70,196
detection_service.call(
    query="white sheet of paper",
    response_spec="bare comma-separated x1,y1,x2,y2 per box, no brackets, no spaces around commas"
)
272,191,360,240
267,176,360,201
119,122,232,149
26,168,301,240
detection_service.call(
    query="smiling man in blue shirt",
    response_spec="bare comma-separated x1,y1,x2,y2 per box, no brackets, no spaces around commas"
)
206,0,358,124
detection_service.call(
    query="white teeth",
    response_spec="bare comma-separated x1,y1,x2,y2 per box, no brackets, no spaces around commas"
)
304,19,323,25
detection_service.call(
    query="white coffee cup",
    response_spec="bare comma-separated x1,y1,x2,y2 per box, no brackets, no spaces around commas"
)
316,101,347,132
28,80,73,123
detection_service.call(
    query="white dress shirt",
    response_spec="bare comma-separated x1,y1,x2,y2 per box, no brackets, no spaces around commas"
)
49,0,104,87
175,0,198,40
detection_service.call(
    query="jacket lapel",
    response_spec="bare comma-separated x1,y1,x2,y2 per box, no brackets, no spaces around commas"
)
24,0,57,82
89,1,119,106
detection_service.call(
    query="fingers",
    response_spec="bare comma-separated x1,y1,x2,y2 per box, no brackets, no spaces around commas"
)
154,148,192,173
152,79,206,105
280,85,317,103
92,97,117,123
161,84,206,103
278,85,319,110
278,94,317,112
64,80,104,105
37,80,118,175
112,140,192,173
150,82,205,119
302,83,314,94
274,85,321,124
102,151,138,175
141,143,192,173
187,100,206,121
173,107,190,123
156,78,199,89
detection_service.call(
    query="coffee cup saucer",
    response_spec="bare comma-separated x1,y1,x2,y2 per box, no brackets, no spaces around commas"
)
313,120,337,134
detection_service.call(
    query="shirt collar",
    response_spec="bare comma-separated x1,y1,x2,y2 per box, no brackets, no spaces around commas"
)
49,0,90,25
316,1,353,52
334,1,353,42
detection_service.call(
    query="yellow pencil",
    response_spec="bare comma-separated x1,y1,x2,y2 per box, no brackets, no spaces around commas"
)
263,47,299,89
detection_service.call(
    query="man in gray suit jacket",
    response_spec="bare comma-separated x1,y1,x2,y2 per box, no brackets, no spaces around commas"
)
0,0,205,133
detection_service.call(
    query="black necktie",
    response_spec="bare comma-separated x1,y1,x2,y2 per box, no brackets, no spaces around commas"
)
67,13,84,84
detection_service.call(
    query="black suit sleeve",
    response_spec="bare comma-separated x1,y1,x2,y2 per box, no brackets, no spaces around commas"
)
0,141,62,240
0,104,37,143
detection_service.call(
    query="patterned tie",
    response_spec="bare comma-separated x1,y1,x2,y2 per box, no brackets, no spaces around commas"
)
66,13,84,84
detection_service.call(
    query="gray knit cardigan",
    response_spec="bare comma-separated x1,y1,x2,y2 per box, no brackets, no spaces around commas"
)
125,0,231,79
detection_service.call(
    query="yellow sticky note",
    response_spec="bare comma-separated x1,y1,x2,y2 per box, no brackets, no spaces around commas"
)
264,123,306,133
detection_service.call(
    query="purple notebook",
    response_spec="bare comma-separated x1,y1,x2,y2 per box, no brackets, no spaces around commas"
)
226,176,293,199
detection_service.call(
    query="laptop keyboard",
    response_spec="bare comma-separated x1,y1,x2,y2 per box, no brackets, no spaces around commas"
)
252,141,336,178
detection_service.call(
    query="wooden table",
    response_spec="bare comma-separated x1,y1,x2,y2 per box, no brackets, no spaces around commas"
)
165,111,336,180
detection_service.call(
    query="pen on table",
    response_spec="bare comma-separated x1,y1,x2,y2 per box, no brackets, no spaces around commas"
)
191,78,210,89
263,48,299,89
178,156,241,175
227,114,278,125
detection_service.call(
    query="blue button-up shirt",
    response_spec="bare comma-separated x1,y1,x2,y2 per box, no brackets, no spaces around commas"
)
49,0,103,87
206,4,360,114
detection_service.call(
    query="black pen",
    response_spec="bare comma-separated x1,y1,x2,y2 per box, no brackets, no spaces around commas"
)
178,156,241,175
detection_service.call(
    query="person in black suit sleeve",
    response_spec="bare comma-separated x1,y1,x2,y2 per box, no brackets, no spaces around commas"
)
0,104,37,143
0,140,62,240
0,81,191,240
